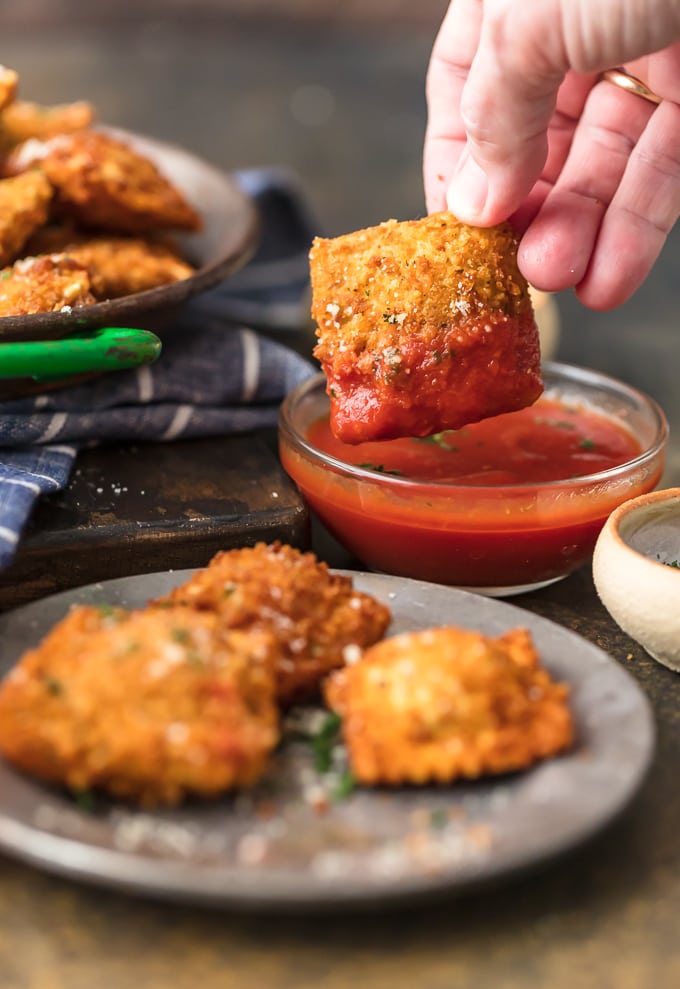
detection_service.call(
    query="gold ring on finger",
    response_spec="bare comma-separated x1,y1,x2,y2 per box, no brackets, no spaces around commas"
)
601,68,662,106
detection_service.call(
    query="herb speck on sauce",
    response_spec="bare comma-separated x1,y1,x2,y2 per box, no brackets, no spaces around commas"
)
415,432,459,452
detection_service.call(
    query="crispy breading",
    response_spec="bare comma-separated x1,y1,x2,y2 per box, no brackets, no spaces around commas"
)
155,542,392,706
0,604,280,806
0,253,95,316
324,625,573,785
0,66,18,113
0,170,53,266
311,211,543,442
0,99,94,149
24,227,194,299
6,130,201,233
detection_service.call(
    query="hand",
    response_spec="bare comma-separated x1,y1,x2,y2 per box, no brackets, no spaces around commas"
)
424,0,680,309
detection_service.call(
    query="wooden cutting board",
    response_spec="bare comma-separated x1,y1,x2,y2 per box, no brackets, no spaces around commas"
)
0,430,310,611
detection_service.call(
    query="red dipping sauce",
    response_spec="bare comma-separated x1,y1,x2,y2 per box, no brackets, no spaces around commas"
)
307,399,641,486
279,369,667,592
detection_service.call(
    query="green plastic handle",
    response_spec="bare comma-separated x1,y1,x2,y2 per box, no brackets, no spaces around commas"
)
0,327,162,381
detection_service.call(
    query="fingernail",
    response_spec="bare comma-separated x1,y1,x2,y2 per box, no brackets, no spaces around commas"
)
447,150,488,222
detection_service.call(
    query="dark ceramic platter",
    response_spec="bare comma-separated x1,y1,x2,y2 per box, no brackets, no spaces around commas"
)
0,571,654,912
0,126,259,343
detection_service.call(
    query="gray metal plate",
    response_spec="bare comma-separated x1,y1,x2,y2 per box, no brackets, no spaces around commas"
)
0,570,655,911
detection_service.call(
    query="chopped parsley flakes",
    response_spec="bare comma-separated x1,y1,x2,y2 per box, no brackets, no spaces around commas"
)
72,789,97,813
310,712,342,773
415,431,459,451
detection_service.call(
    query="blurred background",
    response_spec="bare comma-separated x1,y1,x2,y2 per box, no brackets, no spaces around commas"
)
3,0,679,476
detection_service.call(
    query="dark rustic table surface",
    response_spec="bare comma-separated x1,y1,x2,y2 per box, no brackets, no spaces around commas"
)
2,6,680,988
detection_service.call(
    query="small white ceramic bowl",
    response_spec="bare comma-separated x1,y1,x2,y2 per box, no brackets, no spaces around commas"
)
593,488,680,671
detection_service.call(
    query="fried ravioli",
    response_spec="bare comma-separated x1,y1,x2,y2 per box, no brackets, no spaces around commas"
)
7,130,202,233
311,212,543,443
155,542,392,705
0,254,95,316
324,626,573,785
0,604,279,806
0,71,200,313
0,99,94,149
0,65,18,113
24,228,194,299
0,170,53,266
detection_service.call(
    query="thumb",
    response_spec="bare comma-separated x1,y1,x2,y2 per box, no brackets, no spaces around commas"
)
447,2,567,225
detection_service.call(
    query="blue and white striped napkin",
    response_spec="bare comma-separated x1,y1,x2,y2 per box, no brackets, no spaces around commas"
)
0,168,318,568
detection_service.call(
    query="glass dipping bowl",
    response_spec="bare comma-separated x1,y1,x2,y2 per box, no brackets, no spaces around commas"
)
279,363,668,596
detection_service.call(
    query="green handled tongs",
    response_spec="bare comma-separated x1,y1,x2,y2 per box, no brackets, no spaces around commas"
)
0,326,162,381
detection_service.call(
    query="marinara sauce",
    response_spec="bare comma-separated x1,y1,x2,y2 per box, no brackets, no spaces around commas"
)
281,395,664,589
307,398,641,486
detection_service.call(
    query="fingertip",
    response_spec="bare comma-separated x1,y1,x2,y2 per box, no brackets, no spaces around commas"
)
574,288,619,311
446,146,537,227
518,199,600,294
517,235,580,293
574,278,637,312
446,150,489,223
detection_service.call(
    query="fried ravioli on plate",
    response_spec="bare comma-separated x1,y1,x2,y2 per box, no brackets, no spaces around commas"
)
0,253,95,316
0,98,94,149
0,604,279,807
311,212,542,443
24,227,194,299
155,542,392,706
0,170,53,266
0,65,18,113
324,625,573,785
6,130,201,234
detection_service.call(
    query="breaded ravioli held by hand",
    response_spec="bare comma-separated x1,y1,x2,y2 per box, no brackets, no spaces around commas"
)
311,212,542,443
325,626,573,785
